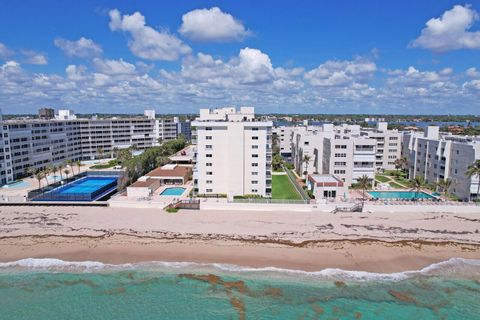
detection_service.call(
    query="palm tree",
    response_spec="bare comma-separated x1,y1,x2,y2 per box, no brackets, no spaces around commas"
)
410,176,425,201
44,165,54,186
75,160,83,174
302,155,311,176
58,163,64,180
394,157,408,172
437,178,455,199
26,166,37,178
63,168,70,179
466,159,480,202
357,175,370,210
34,170,45,189
96,147,104,160
66,160,75,176
112,147,119,158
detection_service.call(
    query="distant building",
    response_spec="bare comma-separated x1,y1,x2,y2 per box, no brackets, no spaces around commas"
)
38,107,55,119
179,120,192,141
144,109,156,120
56,109,77,120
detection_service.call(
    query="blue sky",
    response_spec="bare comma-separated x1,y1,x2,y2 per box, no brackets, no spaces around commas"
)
1,1,480,114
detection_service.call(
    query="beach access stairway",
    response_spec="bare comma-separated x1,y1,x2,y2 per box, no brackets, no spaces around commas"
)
332,203,363,213
166,199,200,210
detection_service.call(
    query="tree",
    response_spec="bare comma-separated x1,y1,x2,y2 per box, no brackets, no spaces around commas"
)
44,165,53,186
96,147,104,160
394,157,407,172
58,163,64,180
357,175,370,210
466,159,480,202
63,168,70,179
437,178,455,198
34,170,45,189
302,155,311,176
410,176,425,201
272,154,284,171
112,147,119,158
26,166,37,178
66,160,75,176
75,160,83,174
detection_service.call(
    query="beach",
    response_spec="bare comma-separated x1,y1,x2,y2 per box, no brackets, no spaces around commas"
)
1,206,479,273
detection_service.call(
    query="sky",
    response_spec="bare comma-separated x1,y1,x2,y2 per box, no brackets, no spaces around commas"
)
1,0,480,115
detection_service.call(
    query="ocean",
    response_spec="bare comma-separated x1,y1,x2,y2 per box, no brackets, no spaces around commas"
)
0,258,479,319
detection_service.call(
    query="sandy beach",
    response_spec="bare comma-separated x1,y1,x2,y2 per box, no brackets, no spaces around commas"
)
1,205,479,273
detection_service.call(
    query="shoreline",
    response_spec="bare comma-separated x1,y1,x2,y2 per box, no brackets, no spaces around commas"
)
1,235,479,273
0,205,479,273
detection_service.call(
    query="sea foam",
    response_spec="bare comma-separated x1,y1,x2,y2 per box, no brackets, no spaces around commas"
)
1,257,479,281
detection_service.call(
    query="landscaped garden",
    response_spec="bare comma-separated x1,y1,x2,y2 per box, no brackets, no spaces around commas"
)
375,170,411,189
271,174,302,200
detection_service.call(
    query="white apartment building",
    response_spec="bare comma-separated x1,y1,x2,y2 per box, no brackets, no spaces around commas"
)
361,122,402,171
192,107,273,200
272,126,297,159
0,109,182,185
290,122,399,186
403,126,480,201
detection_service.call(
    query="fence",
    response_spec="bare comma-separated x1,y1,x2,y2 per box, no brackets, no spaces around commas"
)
27,171,123,201
283,166,310,200
230,198,311,204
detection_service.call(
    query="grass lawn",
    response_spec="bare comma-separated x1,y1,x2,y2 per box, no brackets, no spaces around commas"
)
375,175,390,183
389,181,405,189
272,175,302,200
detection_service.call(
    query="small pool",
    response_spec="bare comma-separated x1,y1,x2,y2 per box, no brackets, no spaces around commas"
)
1,180,29,189
368,191,435,200
160,187,186,196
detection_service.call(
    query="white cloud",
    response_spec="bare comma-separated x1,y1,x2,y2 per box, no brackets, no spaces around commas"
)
109,9,191,61
0,42,14,59
305,59,376,87
93,58,136,75
463,79,480,90
412,4,480,52
21,50,48,65
466,67,479,77
179,7,250,42
54,37,103,58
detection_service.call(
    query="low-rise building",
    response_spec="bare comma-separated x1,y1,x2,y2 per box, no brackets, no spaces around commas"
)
403,126,480,201
307,174,348,200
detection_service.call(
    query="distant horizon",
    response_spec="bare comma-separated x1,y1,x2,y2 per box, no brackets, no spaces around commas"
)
1,1,480,114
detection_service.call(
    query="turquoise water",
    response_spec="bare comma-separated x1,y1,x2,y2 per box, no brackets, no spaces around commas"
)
160,187,186,196
368,191,435,200
58,177,117,194
0,258,479,319
1,180,29,189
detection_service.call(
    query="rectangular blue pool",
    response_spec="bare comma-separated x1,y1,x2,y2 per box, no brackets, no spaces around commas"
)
36,177,118,201
160,187,186,196
368,191,435,200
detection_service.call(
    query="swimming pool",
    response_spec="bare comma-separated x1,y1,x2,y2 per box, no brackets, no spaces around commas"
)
368,191,435,200
1,180,29,189
35,176,118,201
160,187,186,196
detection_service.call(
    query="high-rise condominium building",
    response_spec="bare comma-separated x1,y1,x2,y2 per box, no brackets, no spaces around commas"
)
0,108,182,185
192,107,273,200
403,126,480,201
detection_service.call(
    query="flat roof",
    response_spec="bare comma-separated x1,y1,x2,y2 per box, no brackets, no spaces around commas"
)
309,174,341,183
129,178,158,188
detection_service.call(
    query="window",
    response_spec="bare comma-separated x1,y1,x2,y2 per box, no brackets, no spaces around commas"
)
252,163,258,167
252,145,258,149
304,141,309,145
334,170,346,174
334,153,347,158
206,136,212,140
335,145,347,149
252,154,258,158
252,127,259,131
206,171,213,175
206,163,212,167
334,162,346,166
206,189,213,192
251,189,258,193
252,136,259,140
206,127,212,131
206,180,212,184
251,180,258,184
252,172,258,175
206,154,212,158
206,145,212,150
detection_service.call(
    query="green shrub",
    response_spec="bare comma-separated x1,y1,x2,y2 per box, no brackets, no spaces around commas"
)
165,207,179,213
